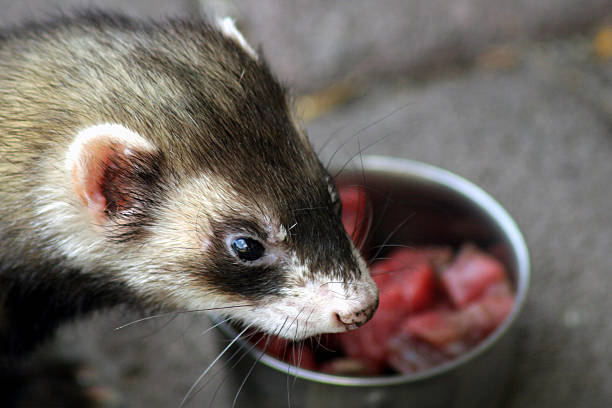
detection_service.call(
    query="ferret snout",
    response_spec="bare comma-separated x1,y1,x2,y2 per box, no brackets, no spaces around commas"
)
283,270,379,338
325,277,379,333
334,297,379,330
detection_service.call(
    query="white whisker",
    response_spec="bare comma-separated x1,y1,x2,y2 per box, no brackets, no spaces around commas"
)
180,324,252,408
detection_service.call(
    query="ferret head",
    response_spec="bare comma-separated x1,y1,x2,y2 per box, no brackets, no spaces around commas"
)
47,15,378,340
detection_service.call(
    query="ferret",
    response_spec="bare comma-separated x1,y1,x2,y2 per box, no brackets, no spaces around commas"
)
0,11,378,364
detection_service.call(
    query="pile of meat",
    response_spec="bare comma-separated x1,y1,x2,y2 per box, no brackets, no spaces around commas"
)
257,185,515,376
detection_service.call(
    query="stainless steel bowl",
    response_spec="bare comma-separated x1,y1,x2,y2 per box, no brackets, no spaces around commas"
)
215,156,530,408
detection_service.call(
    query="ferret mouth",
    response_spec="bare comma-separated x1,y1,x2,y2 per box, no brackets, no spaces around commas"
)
245,303,377,341
224,305,335,341
222,280,379,341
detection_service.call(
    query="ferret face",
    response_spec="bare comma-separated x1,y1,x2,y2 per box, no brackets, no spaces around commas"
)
148,163,379,340
44,16,379,340
64,121,378,340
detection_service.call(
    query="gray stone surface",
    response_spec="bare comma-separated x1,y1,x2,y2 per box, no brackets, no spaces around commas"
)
52,310,234,407
0,0,194,26
223,0,612,91
1,1,611,407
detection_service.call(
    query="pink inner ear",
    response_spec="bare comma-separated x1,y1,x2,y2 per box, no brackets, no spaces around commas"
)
73,137,123,223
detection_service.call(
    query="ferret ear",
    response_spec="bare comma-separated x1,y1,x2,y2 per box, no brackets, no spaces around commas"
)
66,124,162,225
216,16,258,60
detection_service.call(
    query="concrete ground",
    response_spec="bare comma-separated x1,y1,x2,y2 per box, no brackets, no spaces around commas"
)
1,0,611,407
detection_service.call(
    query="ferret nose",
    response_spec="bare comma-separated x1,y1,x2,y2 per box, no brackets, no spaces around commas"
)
334,298,379,330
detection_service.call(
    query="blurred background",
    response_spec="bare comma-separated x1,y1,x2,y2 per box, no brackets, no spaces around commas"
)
1,0,611,407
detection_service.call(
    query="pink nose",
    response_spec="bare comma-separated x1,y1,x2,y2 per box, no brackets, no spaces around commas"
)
335,298,379,330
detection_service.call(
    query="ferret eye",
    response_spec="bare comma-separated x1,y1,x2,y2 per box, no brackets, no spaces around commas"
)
231,237,265,262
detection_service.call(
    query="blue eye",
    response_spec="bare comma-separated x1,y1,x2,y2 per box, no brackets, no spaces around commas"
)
231,237,265,262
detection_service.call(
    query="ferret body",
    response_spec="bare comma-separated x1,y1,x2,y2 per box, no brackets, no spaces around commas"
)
0,12,378,361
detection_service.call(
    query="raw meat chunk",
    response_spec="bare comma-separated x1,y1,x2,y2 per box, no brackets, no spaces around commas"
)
440,244,506,308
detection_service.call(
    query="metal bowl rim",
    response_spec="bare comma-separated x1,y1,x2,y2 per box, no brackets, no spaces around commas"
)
215,155,530,387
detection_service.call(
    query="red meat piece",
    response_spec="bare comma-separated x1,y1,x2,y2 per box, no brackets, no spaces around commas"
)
389,247,454,272
401,306,464,349
398,262,437,313
322,244,514,375
338,248,440,365
339,186,371,248
338,305,400,365
401,285,515,352
386,333,450,373
373,262,436,315
459,281,515,341
440,244,506,308
371,249,438,314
